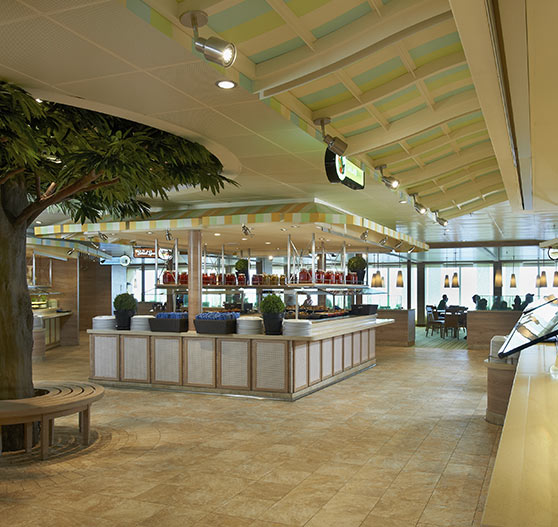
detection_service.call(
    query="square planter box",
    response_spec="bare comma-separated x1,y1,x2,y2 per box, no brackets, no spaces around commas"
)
149,318,188,333
194,319,237,334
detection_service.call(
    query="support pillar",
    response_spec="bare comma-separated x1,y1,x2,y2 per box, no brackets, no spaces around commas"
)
188,230,202,332
407,261,412,309
417,263,426,326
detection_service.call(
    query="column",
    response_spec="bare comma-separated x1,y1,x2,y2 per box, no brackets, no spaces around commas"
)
188,230,202,331
407,260,412,309
417,263,426,326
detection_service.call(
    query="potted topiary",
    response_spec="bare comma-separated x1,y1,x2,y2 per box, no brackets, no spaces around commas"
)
260,294,285,335
234,258,249,283
113,293,137,330
348,255,367,284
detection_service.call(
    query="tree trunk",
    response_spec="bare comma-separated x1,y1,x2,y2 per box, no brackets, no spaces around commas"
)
0,180,34,450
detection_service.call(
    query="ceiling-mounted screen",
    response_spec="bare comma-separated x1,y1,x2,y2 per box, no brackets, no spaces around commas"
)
324,150,365,190
498,295,558,358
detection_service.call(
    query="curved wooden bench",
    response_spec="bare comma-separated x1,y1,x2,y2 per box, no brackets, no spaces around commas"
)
0,381,104,460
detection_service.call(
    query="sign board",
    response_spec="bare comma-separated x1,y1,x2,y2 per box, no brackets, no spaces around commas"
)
324,149,365,190
133,247,172,260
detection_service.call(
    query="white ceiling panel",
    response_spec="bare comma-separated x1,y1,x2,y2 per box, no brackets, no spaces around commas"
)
59,72,203,115
52,2,197,70
19,0,109,13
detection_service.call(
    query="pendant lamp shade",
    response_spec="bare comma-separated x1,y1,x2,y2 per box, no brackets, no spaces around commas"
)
541,270,548,287
371,272,377,287
510,273,517,288
396,270,404,287
451,272,459,288
444,274,450,288
554,271,558,288
536,274,541,288
381,276,385,288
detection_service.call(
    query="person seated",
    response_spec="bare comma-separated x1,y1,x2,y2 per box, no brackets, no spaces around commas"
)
472,294,480,308
513,295,522,310
500,301,508,310
302,294,313,307
437,294,448,311
520,293,535,311
477,298,488,310
491,296,502,310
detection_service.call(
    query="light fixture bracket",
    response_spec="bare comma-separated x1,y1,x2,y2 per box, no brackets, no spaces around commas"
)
179,9,208,29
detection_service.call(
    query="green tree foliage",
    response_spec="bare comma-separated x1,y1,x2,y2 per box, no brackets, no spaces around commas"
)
0,80,236,226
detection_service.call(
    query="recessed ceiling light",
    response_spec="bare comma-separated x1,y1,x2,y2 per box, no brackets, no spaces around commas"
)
215,80,237,90
35,220,42,224
265,241,271,245
214,232,221,236
147,231,153,235
241,237,247,241
280,228,287,232
268,255,273,260
35,98,43,103
399,198,407,204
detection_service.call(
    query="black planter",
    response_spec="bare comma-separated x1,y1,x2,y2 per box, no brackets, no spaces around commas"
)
356,269,366,284
115,310,134,330
262,313,283,335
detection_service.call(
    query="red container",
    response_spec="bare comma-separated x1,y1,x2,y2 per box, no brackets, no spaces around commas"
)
324,270,335,284
252,274,263,285
179,272,188,285
237,274,246,286
335,271,344,284
347,272,358,285
299,268,311,283
225,273,236,286
163,271,176,284
210,273,217,285
202,273,211,286
315,270,324,284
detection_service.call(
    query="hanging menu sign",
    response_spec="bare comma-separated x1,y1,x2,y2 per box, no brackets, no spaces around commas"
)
324,149,365,190
133,247,172,260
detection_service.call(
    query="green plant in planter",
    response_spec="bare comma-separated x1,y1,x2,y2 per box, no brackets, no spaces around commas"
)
113,293,137,312
234,259,249,273
347,255,366,272
260,294,285,314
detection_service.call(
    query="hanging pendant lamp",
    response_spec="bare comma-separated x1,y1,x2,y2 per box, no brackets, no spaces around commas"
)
541,270,548,287
536,274,541,288
510,273,517,288
396,270,404,287
444,274,450,288
451,272,459,288
495,268,503,288
554,271,558,288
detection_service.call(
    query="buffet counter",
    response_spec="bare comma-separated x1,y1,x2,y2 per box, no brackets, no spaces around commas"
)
482,343,558,526
33,309,73,351
467,311,521,350
88,316,393,400
376,309,415,347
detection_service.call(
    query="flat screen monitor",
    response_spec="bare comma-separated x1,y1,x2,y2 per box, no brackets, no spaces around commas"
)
498,295,558,358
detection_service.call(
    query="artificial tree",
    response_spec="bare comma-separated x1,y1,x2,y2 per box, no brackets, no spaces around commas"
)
0,81,234,447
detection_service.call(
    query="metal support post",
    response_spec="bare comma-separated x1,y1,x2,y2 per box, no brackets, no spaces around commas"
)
174,238,179,285
287,235,291,285
311,233,316,284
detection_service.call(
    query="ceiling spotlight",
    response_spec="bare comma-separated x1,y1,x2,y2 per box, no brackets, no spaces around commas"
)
313,117,347,156
165,229,172,241
98,232,108,241
360,230,369,241
214,232,221,237
67,248,75,256
434,212,448,227
265,241,271,245
35,220,42,225
410,194,427,215
394,241,403,250
408,246,415,254
241,224,252,236
35,98,43,103
216,80,237,90
180,10,237,68
377,164,399,189
399,198,407,204
90,241,99,249
147,231,153,235
379,236,388,246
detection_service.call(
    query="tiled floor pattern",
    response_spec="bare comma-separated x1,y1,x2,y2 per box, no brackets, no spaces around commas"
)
414,328,468,350
0,337,500,526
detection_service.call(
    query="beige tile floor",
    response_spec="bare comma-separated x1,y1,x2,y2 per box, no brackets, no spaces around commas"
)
0,336,500,526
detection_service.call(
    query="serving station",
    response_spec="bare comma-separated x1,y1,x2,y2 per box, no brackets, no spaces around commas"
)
88,315,391,400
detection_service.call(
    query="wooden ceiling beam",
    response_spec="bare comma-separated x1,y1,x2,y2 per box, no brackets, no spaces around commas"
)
370,120,486,166
312,51,466,121
266,0,317,51
397,143,496,187
346,90,481,156
255,0,452,96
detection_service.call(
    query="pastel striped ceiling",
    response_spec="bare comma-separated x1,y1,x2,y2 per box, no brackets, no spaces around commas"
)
136,0,507,217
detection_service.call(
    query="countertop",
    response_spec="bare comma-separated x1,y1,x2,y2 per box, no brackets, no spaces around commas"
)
33,309,72,319
482,343,558,526
88,315,394,341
